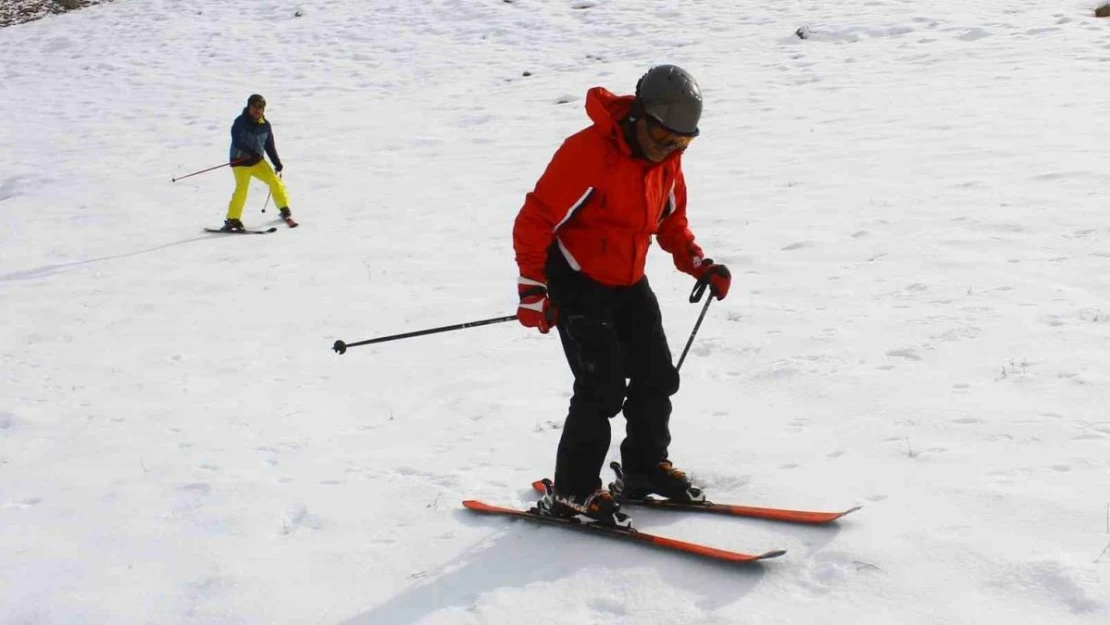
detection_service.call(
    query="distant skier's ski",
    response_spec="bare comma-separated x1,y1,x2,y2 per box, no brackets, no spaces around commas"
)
532,477,861,525
281,216,299,228
203,226,277,235
462,499,785,564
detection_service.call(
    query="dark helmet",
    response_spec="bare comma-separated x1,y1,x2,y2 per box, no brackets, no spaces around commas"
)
247,93,266,107
635,65,702,136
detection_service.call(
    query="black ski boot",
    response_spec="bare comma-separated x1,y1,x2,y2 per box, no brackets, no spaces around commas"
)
278,207,298,228
221,218,245,232
612,461,706,502
536,483,632,528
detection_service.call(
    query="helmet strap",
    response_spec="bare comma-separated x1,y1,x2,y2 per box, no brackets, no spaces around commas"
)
620,116,648,161
628,99,645,122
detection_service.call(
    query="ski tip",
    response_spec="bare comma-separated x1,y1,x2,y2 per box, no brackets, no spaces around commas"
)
839,505,863,518
803,504,862,524
697,548,787,563
646,535,787,563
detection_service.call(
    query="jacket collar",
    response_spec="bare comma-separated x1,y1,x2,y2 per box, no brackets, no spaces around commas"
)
585,87,682,166
585,87,635,155
241,107,266,124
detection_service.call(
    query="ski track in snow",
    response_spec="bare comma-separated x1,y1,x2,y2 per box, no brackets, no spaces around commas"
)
1,1,1109,623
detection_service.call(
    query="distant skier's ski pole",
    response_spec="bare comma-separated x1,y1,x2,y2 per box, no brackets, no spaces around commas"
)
332,315,518,354
262,172,282,213
675,272,718,372
171,157,250,182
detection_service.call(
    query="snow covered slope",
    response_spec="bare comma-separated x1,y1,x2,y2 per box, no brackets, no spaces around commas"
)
1,1,1108,623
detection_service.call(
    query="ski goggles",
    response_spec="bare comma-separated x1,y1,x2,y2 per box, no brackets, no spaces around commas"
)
646,116,696,151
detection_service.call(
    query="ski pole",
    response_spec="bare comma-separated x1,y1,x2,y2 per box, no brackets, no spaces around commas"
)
171,157,249,182
262,172,282,213
676,296,713,372
675,274,718,372
333,314,518,355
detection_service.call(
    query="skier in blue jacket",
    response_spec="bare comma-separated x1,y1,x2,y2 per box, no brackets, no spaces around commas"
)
224,94,293,231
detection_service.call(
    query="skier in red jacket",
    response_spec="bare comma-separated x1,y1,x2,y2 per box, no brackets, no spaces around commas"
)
512,65,731,527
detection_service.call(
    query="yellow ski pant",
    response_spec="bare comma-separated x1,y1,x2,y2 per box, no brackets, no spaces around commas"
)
226,161,289,220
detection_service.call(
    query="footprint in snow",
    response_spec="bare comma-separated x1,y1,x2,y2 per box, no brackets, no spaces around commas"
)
4,497,43,509
885,348,922,361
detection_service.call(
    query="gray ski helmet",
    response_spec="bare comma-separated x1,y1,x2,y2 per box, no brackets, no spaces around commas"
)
635,65,702,136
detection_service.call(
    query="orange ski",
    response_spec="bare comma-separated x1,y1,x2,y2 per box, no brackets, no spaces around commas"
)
531,478,861,525
462,500,785,564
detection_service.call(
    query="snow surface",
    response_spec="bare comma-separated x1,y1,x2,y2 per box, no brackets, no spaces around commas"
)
2,1,1109,623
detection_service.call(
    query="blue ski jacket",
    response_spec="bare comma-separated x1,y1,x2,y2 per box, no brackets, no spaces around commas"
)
229,108,282,169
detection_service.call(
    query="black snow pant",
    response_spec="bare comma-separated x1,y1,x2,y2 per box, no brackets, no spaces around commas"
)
545,249,681,498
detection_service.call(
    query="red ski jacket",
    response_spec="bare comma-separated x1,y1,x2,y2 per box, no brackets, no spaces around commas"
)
513,87,705,288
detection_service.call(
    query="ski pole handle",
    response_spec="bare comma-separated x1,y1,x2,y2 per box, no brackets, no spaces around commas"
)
333,314,518,355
